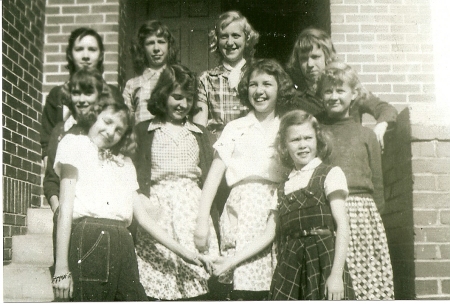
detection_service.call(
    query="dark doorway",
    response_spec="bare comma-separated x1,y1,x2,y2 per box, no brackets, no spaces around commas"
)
222,0,331,66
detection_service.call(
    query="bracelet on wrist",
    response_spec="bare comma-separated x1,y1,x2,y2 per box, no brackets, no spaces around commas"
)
52,272,72,284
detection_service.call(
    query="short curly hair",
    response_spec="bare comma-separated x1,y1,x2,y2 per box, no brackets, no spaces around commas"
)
130,20,178,75
66,27,105,75
316,60,368,104
276,110,332,168
147,64,200,121
238,58,295,116
209,11,259,62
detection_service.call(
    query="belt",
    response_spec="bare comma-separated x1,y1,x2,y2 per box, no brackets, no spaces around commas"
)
286,228,333,239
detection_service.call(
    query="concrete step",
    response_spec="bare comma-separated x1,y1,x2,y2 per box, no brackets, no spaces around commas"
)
12,234,53,266
27,207,53,235
3,263,54,302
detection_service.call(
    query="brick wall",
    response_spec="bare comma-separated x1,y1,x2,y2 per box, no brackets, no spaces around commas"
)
409,105,450,299
330,0,434,124
43,0,123,103
2,0,46,262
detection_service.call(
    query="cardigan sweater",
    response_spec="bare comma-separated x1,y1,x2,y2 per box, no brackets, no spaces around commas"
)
322,117,385,213
133,120,214,197
43,122,86,202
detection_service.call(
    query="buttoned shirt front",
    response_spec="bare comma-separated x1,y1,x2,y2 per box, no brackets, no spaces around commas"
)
197,64,249,133
123,67,165,125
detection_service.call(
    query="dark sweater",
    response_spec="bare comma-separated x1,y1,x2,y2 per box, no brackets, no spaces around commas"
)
43,122,86,202
289,80,398,126
40,83,121,158
133,120,214,197
322,117,385,213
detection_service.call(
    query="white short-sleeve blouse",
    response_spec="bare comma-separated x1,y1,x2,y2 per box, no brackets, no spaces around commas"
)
213,111,289,187
54,134,138,226
284,158,348,197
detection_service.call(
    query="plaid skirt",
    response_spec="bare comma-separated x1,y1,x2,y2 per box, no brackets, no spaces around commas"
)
135,178,219,300
270,233,355,300
345,195,395,300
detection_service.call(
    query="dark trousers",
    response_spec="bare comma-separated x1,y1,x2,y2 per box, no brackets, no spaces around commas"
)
68,217,147,301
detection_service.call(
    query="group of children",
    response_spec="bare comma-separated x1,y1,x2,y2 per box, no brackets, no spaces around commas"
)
41,10,397,302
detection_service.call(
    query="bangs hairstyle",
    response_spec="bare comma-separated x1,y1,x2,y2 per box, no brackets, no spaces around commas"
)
238,58,295,116
209,11,259,62
130,20,178,74
316,60,367,101
286,28,336,77
276,110,332,168
77,96,133,156
147,64,199,120
66,27,104,75
68,68,104,119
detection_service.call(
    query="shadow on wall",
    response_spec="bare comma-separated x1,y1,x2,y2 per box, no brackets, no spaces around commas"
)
381,107,415,300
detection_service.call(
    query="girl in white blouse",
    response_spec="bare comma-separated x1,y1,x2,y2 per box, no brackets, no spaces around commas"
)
194,58,294,300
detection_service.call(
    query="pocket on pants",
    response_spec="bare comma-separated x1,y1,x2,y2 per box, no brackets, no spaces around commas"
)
78,229,110,282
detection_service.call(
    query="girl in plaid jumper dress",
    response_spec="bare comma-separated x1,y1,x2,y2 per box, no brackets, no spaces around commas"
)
317,61,394,300
133,64,219,301
270,110,355,300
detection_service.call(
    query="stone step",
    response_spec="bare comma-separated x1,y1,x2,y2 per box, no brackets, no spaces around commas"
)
27,207,53,235
12,234,53,266
3,263,54,302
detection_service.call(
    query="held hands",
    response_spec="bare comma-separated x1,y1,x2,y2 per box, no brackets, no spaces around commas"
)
211,256,234,277
194,217,210,252
52,270,73,301
373,121,388,151
324,273,345,300
182,250,214,274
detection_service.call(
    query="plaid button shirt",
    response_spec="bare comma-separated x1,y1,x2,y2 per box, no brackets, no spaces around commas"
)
197,64,249,134
123,68,163,125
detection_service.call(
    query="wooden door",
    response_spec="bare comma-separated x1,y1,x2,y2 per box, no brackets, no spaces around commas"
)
128,0,221,76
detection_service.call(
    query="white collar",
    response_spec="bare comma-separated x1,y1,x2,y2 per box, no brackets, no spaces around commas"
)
223,58,246,72
288,158,323,179
63,115,77,132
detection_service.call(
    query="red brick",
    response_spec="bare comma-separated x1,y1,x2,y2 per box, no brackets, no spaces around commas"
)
411,142,436,157
414,210,438,226
436,142,450,157
441,210,450,225
412,159,450,174
331,24,359,33
46,15,75,24
443,280,450,294
361,25,390,33
92,4,119,13
76,14,104,24
415,279,438,295
413,175,436,191
415,244,438,259
441,245,450,259
362,64,391,73
414,227,450,243
437,176,450,191
415,261,450,277
393,84,421,93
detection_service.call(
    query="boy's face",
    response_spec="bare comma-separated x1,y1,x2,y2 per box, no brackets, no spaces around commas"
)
285,123,317,170
299,43,326,84
218,21,246,66
321,81,357,119
144,34,169,69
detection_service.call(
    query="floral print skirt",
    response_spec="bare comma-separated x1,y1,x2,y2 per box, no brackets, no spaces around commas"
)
135,178,219,300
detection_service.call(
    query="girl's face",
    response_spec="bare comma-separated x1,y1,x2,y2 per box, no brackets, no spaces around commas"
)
88,107,128,150
166,86,193,124
248,71,278,116
321,80,357,119
218,21,246,65
285,123,317,170
71,35,102,72
71,85,99,117
144,34,169,69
